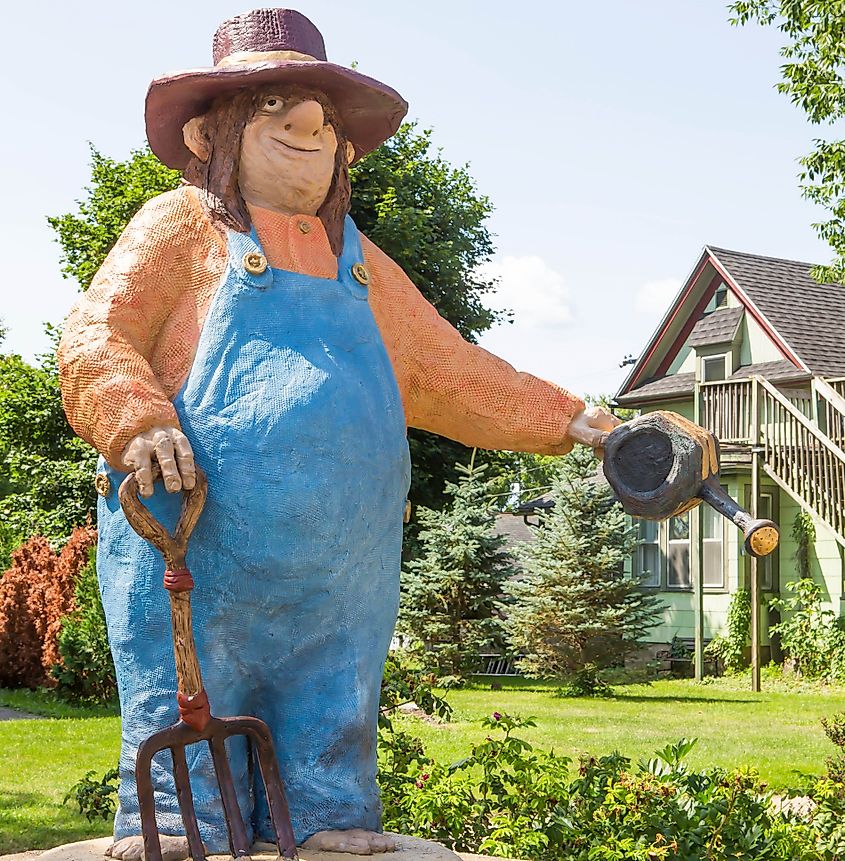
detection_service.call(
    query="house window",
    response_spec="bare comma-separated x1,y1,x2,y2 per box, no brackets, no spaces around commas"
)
714,283,728,308
703,355,727,382
634,519,660,587
667,512,691,589
703,497,725,588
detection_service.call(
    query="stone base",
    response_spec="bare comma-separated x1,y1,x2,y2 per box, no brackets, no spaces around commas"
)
32,835,462,861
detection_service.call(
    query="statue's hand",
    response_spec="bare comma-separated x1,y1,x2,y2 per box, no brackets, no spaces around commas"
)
121,426,196,498
567,406,622,458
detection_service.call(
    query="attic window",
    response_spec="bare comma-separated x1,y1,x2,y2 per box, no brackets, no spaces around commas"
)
703,355,727,382
714,283,728,308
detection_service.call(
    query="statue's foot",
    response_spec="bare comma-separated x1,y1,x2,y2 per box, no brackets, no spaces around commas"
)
303,829,396,855
107,835,191,861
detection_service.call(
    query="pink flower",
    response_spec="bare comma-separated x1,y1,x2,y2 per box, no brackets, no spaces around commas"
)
493,712,502,721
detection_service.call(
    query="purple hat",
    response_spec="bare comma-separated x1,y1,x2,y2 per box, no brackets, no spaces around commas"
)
145,8,408,170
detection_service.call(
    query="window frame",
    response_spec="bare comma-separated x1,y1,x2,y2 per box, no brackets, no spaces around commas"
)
633,518,661,588
702,353,729,383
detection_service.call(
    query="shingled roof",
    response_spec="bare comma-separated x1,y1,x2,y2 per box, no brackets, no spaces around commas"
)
687,306,744,347
708,247,845,377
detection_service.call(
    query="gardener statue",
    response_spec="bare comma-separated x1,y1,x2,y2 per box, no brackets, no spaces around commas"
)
58,8,616,859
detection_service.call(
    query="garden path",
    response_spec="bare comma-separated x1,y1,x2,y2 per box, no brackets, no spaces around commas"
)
0,707,41,721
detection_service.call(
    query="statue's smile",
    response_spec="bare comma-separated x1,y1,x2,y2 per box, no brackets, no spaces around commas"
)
271,136,320,153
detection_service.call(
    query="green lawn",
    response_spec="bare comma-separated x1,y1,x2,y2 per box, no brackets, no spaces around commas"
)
2,677,845,853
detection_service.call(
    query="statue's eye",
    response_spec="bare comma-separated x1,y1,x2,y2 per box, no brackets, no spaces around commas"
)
260,96,285,113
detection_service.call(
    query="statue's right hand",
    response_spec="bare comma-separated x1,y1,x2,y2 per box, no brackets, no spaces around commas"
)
121,426,196,498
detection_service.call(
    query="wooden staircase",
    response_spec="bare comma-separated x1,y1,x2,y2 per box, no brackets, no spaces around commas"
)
699,375,845,547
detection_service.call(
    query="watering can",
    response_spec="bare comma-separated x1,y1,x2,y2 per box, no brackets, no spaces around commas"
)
601,410,779,558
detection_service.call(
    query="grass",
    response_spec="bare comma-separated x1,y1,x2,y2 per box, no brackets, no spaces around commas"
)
404,675,845,789
2,676,845,852
0,689,120,853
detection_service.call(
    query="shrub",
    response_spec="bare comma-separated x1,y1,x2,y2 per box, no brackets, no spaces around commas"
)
379,716,816,860
706,588,752,674
770,579,845,681
0,525,96,688
53,547,116,703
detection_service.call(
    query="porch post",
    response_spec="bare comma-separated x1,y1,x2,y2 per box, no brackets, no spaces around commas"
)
750,447,761,692
693,381,704,680
691,504,704,680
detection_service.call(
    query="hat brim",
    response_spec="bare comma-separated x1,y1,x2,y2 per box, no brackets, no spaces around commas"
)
145,60,408,170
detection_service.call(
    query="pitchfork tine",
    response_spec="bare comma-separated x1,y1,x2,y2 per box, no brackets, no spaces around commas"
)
209,736,251,857
171,746,206,860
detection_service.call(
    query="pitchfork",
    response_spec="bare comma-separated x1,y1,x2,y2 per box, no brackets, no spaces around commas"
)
119,466,297,861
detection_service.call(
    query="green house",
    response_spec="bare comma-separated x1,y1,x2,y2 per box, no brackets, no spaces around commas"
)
614,246,845,667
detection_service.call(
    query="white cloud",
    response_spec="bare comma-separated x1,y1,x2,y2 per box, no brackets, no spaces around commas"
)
635,278,682,315
479,255,574,327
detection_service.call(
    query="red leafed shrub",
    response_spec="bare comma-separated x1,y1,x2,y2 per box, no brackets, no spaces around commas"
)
0,525,97,688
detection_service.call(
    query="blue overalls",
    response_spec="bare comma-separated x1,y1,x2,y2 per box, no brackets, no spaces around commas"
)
96,216,411,851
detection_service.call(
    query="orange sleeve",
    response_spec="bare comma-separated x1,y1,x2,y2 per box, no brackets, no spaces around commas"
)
58,187,224,469
362,235,585,454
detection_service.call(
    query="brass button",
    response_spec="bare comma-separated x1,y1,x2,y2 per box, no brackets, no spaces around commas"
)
351,263,370,286
298,221,312,234
95,473,111,498
243,251,268,275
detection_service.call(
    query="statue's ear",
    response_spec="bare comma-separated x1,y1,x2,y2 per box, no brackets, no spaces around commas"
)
183,116,210,162
345,140,355,165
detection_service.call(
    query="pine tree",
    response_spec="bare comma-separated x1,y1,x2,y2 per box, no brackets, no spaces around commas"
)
503,447,663,680
398,460,515,679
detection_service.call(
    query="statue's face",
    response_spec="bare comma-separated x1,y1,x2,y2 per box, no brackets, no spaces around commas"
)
237,92,349,215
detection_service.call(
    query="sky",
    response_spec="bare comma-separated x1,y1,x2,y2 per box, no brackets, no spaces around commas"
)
0,1,834,399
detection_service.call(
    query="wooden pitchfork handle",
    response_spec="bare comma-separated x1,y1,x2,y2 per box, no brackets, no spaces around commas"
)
119,465,212,731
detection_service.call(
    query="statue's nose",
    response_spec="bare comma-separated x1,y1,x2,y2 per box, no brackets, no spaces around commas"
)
283,99,325,139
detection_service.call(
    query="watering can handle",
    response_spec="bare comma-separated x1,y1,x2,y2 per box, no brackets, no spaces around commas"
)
118,465,211,731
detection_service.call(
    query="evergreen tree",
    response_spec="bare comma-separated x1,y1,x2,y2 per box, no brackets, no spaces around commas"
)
503,447,663,680
398,460,515,678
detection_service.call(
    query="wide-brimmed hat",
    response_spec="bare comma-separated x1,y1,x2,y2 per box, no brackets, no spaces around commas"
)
145,8,408,170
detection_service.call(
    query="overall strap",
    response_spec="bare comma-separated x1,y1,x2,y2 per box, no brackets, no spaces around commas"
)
226,226,274,290
336,216,369,297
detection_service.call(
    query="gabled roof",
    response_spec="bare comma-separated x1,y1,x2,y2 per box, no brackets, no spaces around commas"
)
708,247,845,377
617,246,845,401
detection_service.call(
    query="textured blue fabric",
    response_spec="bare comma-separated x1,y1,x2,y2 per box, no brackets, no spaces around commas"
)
96,216,411,851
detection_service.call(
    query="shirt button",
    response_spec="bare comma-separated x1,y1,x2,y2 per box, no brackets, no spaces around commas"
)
298,221,312,234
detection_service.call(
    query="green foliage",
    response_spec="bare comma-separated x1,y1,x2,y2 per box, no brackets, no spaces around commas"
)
48,146,181,291
379,716,827,860
503,447,664,679
0,345,96,558
821,711,845,784
63,766,119,823
52,549,116,704
794,510,817,580
730,2,845,282
377,653,451,825
398,461,515,678
706,589,752,674
771,578,845,680
555,663,614,698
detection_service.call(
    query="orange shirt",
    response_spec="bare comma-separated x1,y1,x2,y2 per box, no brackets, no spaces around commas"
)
58,186,584,468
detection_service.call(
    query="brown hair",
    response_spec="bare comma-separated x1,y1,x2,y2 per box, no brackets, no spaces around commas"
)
182,87,351,256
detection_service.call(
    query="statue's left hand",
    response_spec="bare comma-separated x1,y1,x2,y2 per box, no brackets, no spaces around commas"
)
567,406,622,458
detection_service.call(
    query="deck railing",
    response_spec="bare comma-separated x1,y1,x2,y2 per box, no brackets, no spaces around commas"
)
814,377,845,450
698,376,845,545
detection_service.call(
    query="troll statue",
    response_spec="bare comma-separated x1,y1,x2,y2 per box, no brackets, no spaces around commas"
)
58,9,616,859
